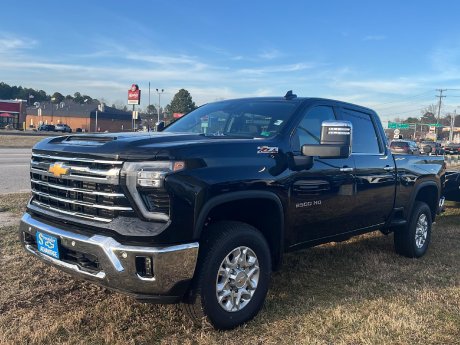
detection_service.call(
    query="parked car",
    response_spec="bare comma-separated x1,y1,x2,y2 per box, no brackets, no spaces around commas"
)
420,141,444,155
390,140,420,154
19,93,446,330
55,124,72,133
37,124,55,132
443,143,460,155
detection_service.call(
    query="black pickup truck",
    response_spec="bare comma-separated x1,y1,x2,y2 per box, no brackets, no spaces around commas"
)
19,93,446,329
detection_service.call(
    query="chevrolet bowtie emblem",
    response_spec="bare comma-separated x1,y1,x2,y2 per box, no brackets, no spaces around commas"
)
48,162,69,178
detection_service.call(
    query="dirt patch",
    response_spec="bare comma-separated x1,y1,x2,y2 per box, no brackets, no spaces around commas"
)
0,209,19,227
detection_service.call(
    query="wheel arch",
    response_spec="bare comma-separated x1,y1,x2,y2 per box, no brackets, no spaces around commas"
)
194,191,285,270
409,181,440,221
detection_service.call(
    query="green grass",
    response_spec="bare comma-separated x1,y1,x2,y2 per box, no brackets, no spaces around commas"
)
0,194,459,344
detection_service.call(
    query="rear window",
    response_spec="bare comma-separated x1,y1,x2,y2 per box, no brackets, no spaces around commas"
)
391,142,408,148
341,108,381,154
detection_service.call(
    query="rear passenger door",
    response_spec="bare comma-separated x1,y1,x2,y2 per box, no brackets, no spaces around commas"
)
338,107,396,229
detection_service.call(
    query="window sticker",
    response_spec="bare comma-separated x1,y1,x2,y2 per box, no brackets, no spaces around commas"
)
257,146,279,154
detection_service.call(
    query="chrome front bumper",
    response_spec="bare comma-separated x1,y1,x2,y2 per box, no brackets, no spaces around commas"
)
19,213,199,302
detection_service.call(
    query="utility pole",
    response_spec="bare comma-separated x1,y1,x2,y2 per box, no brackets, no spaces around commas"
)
436,89,447,123
450,110,456,142
156,88,164,124
435,89,447,139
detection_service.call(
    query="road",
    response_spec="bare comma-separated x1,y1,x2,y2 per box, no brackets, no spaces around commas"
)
0,148,31,194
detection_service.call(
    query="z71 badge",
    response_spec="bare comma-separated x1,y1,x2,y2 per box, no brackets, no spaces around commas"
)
257,146,279,154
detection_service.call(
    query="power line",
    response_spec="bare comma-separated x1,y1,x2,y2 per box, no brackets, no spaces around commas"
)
379,107,426,117
372,90,433,108
374,97,434,112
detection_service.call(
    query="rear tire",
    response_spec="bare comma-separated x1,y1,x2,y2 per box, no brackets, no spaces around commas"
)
182,221,271,330
394,201,432,258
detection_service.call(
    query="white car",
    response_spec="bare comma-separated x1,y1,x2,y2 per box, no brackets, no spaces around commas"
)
55,124,72,133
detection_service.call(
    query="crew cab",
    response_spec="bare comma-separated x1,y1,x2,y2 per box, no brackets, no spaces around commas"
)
18,93,445,329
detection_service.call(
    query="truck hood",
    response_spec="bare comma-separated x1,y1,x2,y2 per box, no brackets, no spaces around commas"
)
32,131,272,161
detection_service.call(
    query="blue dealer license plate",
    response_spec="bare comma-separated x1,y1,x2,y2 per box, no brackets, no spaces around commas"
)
36,231,60,259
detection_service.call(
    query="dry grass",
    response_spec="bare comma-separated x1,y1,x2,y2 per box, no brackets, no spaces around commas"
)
0,193,459,345
0,135,48,148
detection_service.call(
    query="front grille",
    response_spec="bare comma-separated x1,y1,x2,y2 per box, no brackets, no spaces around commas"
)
30,153,133,223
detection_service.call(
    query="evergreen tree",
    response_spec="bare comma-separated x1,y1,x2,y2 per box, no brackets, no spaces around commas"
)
169,89,197,114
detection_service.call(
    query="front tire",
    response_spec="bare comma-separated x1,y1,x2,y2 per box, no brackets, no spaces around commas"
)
182,221,271,330
394,201,432,258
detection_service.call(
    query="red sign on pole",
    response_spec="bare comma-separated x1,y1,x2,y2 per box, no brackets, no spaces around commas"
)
128,84,141,105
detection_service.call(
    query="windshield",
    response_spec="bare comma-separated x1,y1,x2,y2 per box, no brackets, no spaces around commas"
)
163,99,299,138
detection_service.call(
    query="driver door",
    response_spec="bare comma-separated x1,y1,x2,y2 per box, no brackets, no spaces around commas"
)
288,104,357,245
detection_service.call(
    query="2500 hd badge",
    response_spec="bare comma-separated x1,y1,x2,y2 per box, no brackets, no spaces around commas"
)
296,200,322,208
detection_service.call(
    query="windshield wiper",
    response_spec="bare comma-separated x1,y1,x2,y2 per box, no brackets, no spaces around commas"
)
199,132,254,139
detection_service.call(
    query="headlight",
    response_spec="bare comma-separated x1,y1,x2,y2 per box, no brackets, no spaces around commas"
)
121,161,184,221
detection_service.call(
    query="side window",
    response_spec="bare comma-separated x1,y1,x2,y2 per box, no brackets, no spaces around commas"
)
341,109,381,154
293,105,336,149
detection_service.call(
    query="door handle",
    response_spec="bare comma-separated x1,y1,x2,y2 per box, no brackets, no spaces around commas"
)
384,166,394,171
340,167,354,172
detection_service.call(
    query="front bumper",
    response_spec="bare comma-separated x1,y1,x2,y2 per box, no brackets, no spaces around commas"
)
19,212,199,303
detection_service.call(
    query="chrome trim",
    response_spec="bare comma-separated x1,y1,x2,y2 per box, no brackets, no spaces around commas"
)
352,152,386,156
438,196,445,213
20,213,199,296
31,166,120,185
30,153,129,222
25,243,107,279
31,167,119,184
32,190,132,211
32,153,123,165
31,200,114,223
31,178,125,197
31,160,120,178
321,120,353,128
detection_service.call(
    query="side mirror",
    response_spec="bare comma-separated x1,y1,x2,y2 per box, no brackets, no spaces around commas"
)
156,121,165,132
302,121,352,158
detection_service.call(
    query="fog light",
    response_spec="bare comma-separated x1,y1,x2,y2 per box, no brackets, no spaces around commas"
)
136,256,154,278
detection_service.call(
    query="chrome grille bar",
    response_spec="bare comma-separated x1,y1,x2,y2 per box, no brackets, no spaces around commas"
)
30,161,120,184
32,153,123,165
31,190,132,211
30,200,114,223
31,179,125,197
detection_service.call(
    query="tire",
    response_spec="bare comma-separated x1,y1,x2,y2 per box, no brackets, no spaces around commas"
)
423,145,432,154
182,221,271,330
394,201,432,258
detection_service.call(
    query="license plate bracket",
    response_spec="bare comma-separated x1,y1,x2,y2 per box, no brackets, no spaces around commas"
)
36,231,60,259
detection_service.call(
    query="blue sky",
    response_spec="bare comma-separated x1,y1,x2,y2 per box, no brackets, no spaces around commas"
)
2,0,460,121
